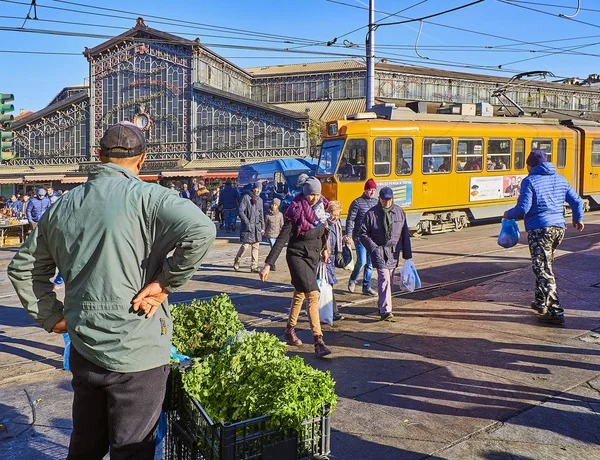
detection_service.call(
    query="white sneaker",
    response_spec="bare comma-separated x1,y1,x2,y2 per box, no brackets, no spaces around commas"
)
348,280,356,293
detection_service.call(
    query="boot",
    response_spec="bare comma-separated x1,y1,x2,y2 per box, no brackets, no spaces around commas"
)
284,324,302,346
314,335,331,358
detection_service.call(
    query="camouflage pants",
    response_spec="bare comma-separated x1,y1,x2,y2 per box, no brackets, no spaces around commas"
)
527,226,566,314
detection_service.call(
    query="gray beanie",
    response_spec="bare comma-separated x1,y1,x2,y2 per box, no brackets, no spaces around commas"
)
297,173,309,188
302,176,321,196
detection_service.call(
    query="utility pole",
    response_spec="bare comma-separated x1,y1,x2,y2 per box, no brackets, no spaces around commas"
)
366,0,375,110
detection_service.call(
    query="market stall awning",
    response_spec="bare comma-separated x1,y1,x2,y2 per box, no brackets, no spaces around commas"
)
0,177,24,184
161,170,207,178
24,174,65,182
139,174,160,182
61,176,88,184
203,172,238,179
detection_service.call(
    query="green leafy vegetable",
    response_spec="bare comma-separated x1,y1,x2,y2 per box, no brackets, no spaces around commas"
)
181,331,337,430
170,294,244,358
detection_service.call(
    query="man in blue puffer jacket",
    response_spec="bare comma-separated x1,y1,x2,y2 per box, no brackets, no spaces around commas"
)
504,150,584,325
26,188,51,229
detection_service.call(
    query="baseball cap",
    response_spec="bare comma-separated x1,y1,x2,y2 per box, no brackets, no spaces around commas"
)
379,186,394,200
100,121,146,158
37,188,47,196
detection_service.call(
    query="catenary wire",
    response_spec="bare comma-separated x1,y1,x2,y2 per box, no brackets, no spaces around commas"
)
503,0,600,14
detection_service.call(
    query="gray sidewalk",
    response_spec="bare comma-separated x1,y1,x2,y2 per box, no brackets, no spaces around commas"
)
1,244,599,459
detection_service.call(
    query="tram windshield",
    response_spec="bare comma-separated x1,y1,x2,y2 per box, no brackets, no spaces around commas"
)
318,139,345,175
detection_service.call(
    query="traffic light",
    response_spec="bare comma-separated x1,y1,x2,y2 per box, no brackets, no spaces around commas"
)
1,93,15,160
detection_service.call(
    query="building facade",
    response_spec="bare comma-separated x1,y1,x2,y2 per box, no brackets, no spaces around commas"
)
3,18,307,191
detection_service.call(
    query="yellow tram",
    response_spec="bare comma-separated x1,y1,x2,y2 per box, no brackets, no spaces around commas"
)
316,105,600,234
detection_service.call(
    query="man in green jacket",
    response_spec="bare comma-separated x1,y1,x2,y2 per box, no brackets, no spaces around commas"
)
8,121,216,459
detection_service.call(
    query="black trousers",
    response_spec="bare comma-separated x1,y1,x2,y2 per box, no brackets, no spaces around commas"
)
67,345,170,460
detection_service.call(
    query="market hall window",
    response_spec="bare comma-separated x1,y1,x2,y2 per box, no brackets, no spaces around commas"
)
557,138,567,168
337,138,367,182
396,138,413,175
514,138,525,170
532,139,553,162
373,138,392,176
487,139,511,171
456,138,483,172
423,138,452,174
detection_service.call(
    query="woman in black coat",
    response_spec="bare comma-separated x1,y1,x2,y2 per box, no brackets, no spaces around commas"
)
259,177,331,358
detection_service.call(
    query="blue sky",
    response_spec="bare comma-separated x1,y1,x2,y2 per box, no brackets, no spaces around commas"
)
1,0,599,113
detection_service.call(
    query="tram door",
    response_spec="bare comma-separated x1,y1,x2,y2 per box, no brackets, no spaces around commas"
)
584,138,600,196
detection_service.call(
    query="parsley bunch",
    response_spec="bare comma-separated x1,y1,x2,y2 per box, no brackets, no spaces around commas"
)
182,331,337,430
170,294,244,358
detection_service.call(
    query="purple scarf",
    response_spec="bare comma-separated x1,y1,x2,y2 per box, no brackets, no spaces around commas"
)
285,194,329,236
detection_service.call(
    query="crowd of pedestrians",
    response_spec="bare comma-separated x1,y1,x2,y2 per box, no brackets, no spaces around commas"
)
5,120,589,459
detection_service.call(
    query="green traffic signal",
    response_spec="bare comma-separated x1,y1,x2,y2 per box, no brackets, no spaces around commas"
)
0,113,14,126
0,93,14,103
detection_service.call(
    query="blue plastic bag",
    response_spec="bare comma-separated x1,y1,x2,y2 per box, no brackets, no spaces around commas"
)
170,345,191,363
498,218,520,248
62,333,71,371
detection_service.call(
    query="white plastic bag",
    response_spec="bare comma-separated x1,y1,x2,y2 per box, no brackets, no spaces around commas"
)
316,263,334,326
394,260,422,292
342,244,355,272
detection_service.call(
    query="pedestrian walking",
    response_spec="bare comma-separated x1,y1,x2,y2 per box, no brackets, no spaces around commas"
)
504,150,584,324
8,121,215,459
179,183,191,199
234,182,265,273
26,188,51,229
324,200,345,321
359,187,413,322
264,197,284,270
260,177,332,358
219,180,240,232
345,178,378,296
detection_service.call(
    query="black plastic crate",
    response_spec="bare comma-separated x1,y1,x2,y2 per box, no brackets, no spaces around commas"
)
163,369,331,460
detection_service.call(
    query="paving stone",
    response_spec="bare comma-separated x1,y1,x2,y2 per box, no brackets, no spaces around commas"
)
437,439,600,460
288,334,443,398
481,384,600,447
338,364,546,447
329,429,444,460
379,318,600,391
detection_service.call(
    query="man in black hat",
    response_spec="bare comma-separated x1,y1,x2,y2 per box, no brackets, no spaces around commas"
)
9,121,215,459
504,150,584,325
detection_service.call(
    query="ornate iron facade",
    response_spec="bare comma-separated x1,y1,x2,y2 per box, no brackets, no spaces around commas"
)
88,39,193,160
12,97,89,166
192,87,305,160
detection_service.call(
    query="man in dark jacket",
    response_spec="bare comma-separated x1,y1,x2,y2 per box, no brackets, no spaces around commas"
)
6,194,23,216
220,180,240,232
234,182,264,272
344,178,378,296
359,187,412,322
26,188,51,229
9,121,215,459
504,150,584,325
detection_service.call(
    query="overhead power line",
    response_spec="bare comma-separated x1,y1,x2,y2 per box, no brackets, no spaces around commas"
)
0,0,324,45
376,0,485,27
503,0,600,14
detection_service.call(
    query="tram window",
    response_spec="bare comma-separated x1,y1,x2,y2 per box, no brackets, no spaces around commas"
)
423,138,452,174
531,139,553,162
487,139,511,171
456,139,483,172
337,138,367,182
373,138,392,176
514,138,525,170
557,138,567,168
396,138,413,175
592,140,600,166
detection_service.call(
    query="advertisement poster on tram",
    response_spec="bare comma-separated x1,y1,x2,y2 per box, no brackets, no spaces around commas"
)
502,175,526,198
470,175,527,201
469,176,503,201
379,180,412,207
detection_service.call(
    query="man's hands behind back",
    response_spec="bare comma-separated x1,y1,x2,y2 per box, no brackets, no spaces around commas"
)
132,281,169,318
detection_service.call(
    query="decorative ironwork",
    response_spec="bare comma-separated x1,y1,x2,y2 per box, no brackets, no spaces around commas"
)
12,99,89,165
191,147,305,161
